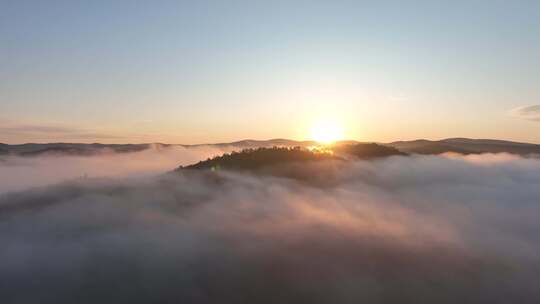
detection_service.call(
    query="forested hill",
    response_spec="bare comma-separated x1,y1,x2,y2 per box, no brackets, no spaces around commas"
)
180,147,341,172
179,143,406,173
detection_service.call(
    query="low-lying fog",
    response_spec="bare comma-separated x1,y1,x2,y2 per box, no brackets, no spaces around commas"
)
1,150,539,303
0,145,235,194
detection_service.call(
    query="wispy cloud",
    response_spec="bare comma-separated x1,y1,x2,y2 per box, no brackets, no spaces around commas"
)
0,124,80,134
0,122,123,143
510,105,540,122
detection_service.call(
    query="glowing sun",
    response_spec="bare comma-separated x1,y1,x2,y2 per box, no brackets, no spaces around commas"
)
310,120,344,144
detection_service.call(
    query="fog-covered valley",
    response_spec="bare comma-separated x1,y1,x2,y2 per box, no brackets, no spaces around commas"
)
1,148,539,303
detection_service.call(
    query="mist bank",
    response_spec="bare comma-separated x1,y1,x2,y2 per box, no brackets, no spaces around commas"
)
1,154,540,303
0,145,237,194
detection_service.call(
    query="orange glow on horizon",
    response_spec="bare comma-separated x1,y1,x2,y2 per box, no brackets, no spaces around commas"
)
310,120,344,144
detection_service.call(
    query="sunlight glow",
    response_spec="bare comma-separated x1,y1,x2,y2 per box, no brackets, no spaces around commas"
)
310,120,344,144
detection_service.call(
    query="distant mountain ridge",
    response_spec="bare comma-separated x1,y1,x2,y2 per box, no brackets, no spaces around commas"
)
205,139,361,148
0,143,153,156
1,138,540,157
0,139,361,157
386,138,540,155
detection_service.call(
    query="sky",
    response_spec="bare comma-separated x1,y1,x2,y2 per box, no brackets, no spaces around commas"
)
1,0,540,144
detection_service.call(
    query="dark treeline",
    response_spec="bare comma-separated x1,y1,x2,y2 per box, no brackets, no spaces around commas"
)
181,147,341,171
335,143,407,159
180,144,406,173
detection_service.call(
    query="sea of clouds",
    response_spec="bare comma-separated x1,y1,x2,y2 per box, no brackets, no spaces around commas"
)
1,150,539,303
0,145,236,194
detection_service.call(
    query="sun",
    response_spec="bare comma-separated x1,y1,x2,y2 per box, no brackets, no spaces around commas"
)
310,120,344,144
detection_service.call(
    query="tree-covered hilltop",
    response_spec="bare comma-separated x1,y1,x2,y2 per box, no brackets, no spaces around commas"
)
178,144,407,173
334,143,407,159
180,147,341,172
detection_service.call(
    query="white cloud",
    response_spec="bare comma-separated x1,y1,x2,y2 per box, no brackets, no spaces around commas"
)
0,145,234,193
1,154,539,302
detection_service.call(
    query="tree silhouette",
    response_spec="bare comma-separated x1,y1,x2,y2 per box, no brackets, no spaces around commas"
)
180,146,340,171
179,143,406,173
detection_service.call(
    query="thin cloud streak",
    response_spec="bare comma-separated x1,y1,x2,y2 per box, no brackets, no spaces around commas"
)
510,105,540,122
0,122,124,143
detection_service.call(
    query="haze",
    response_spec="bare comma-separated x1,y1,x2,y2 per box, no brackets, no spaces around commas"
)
2,1,540,144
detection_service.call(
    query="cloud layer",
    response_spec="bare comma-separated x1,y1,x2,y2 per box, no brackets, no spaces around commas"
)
0,145,234,194
1,154,540,303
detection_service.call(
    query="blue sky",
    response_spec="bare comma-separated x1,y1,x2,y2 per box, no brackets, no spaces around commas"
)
1,0,540,143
